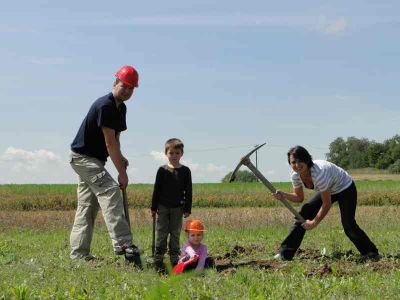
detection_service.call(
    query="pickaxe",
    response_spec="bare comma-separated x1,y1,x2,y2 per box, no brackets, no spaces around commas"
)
229,143,305,223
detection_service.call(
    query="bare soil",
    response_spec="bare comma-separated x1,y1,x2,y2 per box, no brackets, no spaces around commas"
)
211,245,400,276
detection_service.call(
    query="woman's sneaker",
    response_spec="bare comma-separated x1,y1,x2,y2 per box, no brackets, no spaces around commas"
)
273,253,291,261
274,253,284,261
361,252,381,262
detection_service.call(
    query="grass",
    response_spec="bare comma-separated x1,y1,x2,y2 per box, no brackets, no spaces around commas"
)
2,180,400,210
1,207,400,299
349,168,400,181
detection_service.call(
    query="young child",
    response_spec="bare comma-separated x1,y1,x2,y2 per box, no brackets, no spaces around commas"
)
151,138,192,271
174,219,213,273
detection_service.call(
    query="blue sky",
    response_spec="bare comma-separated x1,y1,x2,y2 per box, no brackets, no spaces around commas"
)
0,1,399,183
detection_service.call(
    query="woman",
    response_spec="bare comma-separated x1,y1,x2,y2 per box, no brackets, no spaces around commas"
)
273,146,379,261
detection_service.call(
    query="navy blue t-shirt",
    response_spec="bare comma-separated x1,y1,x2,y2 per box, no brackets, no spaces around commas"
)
71,93,127,161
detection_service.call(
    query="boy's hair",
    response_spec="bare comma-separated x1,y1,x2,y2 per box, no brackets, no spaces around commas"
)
165,138,184,154
287,145,314,168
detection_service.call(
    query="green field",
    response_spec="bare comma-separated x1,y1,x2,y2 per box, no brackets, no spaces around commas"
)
2,180,400,210
1,182,400,299
1,207,400,299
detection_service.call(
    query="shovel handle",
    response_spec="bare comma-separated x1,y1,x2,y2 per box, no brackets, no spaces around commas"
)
151,214,156,257
122,188,131,229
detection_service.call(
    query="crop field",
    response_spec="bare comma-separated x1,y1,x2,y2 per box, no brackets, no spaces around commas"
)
1,180,400,210
1,182,400,299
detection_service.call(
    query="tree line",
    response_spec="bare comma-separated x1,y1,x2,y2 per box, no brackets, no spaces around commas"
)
327,134,400,173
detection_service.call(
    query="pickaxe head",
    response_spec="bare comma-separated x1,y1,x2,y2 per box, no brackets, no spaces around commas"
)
229,143,266,182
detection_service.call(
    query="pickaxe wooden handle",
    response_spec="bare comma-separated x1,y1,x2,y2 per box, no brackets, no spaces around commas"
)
229,143,306,223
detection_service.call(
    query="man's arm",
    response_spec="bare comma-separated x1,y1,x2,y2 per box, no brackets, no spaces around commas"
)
102,127,128,188
115,132,129,168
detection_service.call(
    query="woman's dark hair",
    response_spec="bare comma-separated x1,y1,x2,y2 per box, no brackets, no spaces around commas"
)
287,146,314,168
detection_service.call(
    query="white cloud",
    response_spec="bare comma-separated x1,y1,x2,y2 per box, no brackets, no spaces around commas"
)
0,147,73,183
149,151,228,182
150,151,167,163
205,163,227,173
2,147,60,162
318,16,347,36
181,159,200,172
324,19,347,36
266,170,275,176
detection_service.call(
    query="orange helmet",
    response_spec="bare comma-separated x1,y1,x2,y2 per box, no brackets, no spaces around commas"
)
115,65,139,88
185,219,206,232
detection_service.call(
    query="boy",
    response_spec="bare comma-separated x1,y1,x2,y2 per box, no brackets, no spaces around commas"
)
151,138,192,272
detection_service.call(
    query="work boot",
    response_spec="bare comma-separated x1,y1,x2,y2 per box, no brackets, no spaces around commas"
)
124,246,143,269
84,254,97,261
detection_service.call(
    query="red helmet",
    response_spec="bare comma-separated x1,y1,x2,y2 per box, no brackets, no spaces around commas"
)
185,220,206,232
115,65,139,88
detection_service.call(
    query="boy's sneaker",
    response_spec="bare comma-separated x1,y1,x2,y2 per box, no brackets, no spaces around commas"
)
154,260,168,275
170,256,179,267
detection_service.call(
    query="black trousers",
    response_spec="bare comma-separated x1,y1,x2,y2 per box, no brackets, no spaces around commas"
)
279,182,379,260
183,257,215,272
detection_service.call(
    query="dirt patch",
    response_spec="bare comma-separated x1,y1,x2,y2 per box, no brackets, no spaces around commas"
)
306,263,333,277
212,245,400,276
296,248,326,260
213,244,265,260
212,244,283,273
366,259,400,271
214,259,283,273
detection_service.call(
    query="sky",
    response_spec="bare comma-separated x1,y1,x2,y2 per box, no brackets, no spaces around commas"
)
0,1,399,184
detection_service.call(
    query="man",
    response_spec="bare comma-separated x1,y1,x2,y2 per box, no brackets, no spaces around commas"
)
69,65,141,267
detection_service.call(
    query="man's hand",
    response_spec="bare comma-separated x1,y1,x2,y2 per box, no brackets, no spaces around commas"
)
302,219,318,230
183,212,190,218
151,210,157,217
118,172,129,189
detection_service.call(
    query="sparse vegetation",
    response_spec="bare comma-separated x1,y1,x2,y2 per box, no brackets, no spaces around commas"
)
1,207,399,299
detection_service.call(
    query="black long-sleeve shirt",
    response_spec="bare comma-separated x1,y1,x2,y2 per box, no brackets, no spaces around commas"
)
151,165,192,213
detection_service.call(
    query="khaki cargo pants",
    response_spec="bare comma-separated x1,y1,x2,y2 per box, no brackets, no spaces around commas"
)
69,151,132,259
155,204,184,265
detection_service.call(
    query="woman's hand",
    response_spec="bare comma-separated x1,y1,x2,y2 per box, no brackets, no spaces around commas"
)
302,219,318,230
273,190,285,200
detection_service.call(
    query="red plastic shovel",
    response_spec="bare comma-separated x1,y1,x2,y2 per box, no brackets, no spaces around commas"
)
172,255,199,274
